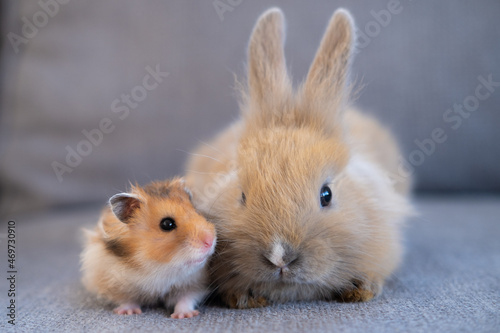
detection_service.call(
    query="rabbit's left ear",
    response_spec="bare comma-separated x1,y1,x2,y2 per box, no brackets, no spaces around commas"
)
302,9,356,120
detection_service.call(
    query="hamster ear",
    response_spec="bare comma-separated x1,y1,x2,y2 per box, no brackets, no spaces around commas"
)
247,8,291,114
109,193,141,223
302,9,355,121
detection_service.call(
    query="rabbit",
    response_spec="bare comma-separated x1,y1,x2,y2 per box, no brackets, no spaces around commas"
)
81,178,216,318
185,8,412,309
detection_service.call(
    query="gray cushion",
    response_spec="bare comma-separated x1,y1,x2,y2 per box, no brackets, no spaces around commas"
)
1,1,499,212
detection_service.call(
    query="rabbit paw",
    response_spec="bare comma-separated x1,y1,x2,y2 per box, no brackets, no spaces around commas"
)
227,290,269,309
337,279,381,303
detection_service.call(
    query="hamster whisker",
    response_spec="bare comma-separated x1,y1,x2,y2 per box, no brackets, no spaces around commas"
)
206,191,228,217
185,169,229,177
175,149,223,164
206,273,235,295
198,140,225,155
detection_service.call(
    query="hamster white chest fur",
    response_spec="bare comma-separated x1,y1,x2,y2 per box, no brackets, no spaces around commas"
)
80,178,216,318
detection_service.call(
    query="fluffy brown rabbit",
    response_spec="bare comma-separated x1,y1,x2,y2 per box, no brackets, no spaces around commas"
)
185,8,412,309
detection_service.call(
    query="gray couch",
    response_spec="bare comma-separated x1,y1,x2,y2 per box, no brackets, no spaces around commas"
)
1,1,499,332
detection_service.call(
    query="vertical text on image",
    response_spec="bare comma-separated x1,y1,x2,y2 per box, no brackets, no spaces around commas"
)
4,220,17,325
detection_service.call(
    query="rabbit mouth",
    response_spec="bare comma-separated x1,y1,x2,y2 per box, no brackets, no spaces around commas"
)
260,272,311,286
266,266,297,282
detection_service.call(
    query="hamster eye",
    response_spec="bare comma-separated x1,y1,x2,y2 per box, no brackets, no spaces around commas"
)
320,186,332,207
160,217,177,232
241,192,246,206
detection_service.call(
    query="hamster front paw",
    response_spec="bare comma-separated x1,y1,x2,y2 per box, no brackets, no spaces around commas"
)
336,279,382,303
171,309,200,319
226,290,269,309
170,293,202,319
113,302,142,315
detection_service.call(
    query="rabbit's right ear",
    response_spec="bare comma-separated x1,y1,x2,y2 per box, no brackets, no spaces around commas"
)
247,8,291,115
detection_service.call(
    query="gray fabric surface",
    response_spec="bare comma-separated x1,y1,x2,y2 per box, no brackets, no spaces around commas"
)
0,196,498,332
1,1,500,213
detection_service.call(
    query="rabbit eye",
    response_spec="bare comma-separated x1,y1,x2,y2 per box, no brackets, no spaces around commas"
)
160,217,177,232
320,186,332,207
241,192,247,206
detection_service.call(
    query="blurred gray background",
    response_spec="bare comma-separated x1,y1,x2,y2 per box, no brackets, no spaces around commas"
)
1,0,499,213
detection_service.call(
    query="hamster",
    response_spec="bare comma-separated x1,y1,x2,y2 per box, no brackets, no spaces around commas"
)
80,178,216,318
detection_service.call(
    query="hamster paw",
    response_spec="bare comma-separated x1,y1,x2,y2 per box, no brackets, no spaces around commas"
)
113,303,142,315
171,310,200,319
336,279,381,303
227,290,269,309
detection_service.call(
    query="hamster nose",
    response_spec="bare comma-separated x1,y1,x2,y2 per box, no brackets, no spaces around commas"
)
200,233,214,251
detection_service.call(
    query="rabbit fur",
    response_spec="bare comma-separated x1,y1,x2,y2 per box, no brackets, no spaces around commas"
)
185,8,412,308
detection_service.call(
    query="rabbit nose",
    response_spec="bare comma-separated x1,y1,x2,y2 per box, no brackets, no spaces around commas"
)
264,242,298,269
